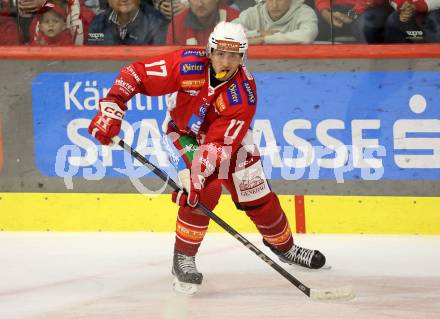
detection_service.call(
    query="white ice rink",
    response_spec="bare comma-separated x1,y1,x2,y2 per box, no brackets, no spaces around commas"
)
1,232,439,319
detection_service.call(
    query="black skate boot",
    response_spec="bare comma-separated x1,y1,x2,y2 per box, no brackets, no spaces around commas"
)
264,241,326,269
172,251,203,295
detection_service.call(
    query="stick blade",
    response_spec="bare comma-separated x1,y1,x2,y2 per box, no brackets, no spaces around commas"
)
310,285,354,301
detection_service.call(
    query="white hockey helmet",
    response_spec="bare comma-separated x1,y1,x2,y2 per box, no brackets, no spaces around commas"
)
207,21,248,62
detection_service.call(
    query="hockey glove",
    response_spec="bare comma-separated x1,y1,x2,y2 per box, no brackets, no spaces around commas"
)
172,168,204,208
88,99,126,145
172,142,221,208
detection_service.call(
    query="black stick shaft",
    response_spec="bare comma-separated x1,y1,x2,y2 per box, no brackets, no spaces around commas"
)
115,137,311,297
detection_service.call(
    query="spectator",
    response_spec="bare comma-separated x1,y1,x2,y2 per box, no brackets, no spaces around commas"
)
98,0,155,12
31,4,73,45
315,0,391,43
385,0,440,42
0,0,20,45
88,0,167,44
232,0,318,44
153,0,188,20
166,0,239,44
13,0,51,44
30,0,95,45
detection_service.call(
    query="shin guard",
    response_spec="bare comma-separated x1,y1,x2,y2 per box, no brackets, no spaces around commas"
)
244,193,293,252
175,206,209,256
174,179,221,256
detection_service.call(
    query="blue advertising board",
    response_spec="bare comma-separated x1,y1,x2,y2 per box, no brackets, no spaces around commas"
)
32,72,440,182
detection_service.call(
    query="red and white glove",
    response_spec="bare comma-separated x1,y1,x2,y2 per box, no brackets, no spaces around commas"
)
88,99,126,145
172,169,204,207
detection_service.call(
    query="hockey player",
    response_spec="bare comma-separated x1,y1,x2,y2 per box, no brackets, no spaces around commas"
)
88,21,326,295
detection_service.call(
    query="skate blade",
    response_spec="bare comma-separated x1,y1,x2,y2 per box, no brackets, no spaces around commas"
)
285,261,332,272
294,264,332,272
172,277,200,296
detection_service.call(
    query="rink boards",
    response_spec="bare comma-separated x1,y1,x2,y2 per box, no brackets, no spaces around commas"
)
0,193,439,234
1,49,440,235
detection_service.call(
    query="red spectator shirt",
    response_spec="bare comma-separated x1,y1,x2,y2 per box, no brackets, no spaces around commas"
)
390,0,438,12
0,16,19,45
315,0,386,14
30,29,73,46
166,4,239,45
106,48,257,161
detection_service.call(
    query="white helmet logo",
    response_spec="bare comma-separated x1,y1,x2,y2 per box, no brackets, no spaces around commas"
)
216,39,240,52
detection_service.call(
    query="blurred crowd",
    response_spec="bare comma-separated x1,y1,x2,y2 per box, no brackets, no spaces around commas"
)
1,0,439,45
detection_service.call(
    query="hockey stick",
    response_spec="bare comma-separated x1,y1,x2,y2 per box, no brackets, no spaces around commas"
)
113,136,354,301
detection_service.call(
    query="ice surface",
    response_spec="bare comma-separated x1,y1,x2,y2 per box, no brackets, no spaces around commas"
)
0,232,439,319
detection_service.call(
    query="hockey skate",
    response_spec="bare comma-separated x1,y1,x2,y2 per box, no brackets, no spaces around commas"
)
172,251,203,295
265,241,326,269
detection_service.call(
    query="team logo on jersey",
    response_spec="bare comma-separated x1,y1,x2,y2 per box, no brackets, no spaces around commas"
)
181,49,206,57
242,80,256,106
188,114,203,135
181,79,205,90
180,62,205,75
215,94,227,113
239,176,265,193
227,81,242,106
198,104,207,118
232,161,270,202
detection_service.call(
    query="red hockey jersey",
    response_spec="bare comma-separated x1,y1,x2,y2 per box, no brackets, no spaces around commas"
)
390,0,440,12
106,48,257,159
315,0,386,14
